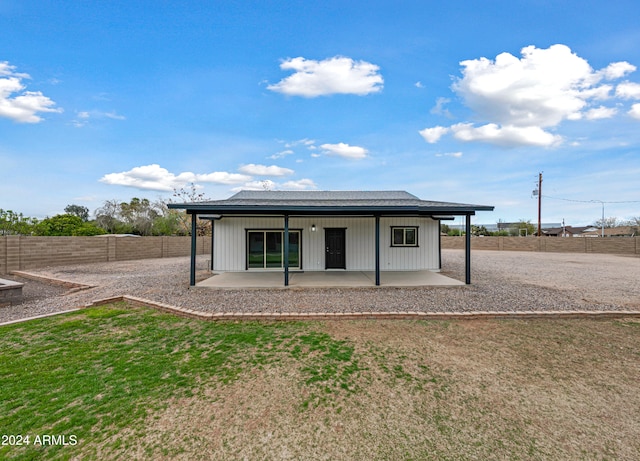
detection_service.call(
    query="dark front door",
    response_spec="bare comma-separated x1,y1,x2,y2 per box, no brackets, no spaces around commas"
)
325,228,346,269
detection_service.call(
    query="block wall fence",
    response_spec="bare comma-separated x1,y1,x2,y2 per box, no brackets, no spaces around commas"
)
0,235,638,275
441,236,640,254
0,236,210,275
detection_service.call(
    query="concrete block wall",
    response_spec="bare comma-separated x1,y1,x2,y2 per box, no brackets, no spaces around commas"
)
0,278,24,306
0,236,210,274
442,236,640,255
20,237,110,269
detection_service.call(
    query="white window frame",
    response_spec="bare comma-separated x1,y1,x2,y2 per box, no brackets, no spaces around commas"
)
391,226,419,247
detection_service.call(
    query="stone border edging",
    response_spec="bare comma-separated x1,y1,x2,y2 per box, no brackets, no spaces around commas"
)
0,308,81,327
87,295,640,322
10,270,96,293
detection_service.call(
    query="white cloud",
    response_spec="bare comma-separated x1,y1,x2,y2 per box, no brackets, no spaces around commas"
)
281,178,317,190
629,103,640,120
320,142,369,159
453,44,602,127
585,106,617,120
419,126,449,143
195,171,253,184
72,109,126,127
232,178,317,192
435,152,463,158
282,138,316,148
0,61,62,123
269,149,294,159
100,164,251,191
238,163,294,176
104,111,126,120
231,180,275,192
451,123,562,147
616,81,640,99
0,62,29,78
596,61,636,80
430,97,452,117
420,44,640,147
267,56,383,97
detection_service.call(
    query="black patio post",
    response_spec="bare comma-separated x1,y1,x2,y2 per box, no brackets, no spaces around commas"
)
283,214,289,287
190,213,197,287
465,213,471,285
375,214,380,286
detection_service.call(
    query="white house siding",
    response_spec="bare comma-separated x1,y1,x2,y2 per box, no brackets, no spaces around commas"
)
212,216,439,272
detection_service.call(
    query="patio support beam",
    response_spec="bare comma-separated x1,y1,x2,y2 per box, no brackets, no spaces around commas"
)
438,220,442,270
465,213,471,285
190,213,197,287
375,214,380,286
284,214,289,286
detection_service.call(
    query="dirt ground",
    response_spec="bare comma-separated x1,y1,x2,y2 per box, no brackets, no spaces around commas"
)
104,317,640,461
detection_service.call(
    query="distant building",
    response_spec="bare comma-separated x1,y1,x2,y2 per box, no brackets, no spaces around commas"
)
581,226,638,237
541,226,589,237
449,222,561,232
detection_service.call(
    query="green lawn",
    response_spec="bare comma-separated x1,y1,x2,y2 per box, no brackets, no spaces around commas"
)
0,304,359,460
1,304,639,460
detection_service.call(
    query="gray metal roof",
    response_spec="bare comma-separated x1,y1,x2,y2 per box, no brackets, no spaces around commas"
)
168,190,494,215
231,190,420,200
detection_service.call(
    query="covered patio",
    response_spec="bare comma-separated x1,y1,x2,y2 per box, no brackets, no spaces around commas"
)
195,270,464,289
169,190,494,287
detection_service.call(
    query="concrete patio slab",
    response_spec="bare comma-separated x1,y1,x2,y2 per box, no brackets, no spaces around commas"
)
195,270,464,288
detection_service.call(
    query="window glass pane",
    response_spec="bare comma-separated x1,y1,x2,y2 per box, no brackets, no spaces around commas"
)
248,232,264,268
405,228,416,245
265,232,282,268
248,230,301,269
288,232,299,267
393,228,404,245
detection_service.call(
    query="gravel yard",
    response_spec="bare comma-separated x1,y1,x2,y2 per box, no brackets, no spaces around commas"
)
1,249,639,324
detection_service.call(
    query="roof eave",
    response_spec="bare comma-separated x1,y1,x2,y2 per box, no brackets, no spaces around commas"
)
168,203,494,215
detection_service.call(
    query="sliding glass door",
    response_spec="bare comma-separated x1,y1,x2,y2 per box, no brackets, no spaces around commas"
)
247,230,300,269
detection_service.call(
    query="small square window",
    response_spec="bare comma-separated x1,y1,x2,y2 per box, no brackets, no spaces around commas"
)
391,227,418,247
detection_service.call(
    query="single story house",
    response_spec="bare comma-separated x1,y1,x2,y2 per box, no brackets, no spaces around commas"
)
582,225,638,237
541,226,588,237
168,190,494,286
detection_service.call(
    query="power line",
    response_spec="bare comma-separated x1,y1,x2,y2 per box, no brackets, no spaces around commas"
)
542,195,640,204
541,194,639,237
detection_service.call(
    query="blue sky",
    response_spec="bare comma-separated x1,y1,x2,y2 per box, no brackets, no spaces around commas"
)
1,0,639,226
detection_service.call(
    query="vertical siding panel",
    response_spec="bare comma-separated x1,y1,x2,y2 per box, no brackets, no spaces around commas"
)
214,215,440,272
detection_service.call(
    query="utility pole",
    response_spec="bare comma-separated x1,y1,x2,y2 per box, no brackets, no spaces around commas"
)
537,172,542,237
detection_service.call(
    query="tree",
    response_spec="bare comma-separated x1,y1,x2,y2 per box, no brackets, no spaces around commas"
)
509,220,535,236
95,200,126,234
118,198,162,235
594,217,620,228
34,214,105,236
0,209,39,235
64,204,90,221
165,183,210,236
471,225,490,236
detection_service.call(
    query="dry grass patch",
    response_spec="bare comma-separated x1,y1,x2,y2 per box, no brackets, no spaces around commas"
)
106,317,640,460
